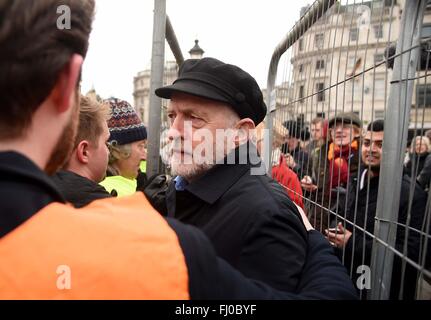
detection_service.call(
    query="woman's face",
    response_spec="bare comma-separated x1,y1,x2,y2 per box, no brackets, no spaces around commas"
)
116,140,147,179
415,139,428,154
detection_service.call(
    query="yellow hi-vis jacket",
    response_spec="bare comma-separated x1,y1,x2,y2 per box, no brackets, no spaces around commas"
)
99,175,137,197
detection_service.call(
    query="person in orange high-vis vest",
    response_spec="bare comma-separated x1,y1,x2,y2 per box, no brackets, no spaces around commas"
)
0,0,357,300
0,185,188,299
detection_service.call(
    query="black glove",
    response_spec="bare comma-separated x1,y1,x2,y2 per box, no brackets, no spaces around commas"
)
136,170,148,191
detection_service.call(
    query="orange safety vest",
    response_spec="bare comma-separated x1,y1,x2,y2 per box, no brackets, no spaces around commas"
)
0,193,189,299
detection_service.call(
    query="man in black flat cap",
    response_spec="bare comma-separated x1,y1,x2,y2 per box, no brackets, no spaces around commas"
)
155,57,309,291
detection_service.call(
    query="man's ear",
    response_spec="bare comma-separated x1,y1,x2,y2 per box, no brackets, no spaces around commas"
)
50,54,84,113
234,118,256,145
76,140,90,164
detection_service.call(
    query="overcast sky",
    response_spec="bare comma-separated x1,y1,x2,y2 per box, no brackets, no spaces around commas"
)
81,0,311,104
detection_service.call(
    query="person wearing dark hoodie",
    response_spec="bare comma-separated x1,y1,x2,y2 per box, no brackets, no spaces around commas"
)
52,95,112,207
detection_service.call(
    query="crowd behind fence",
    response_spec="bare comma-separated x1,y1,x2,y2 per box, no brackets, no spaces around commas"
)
267,0,431,299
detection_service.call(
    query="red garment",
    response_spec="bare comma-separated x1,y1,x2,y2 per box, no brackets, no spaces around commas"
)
272,155,304,210
327,140,359,189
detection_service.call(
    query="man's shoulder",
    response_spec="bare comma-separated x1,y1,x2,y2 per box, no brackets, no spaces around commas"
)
1,196,190,299
34,194,183,245
230,170,303,221
52,170,97,189
52,170,111,207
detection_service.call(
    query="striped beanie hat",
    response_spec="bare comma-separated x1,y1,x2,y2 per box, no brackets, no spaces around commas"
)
105,97,147,145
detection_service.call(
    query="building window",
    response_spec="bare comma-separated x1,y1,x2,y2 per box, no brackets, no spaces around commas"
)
373,25,383,39
374,53,385,64
416,84,431,107
316,112,326,118
422,23,431,38
315,33,324,49
374,79,386,100
299,64,304,73
349,28,359,42
374,110,385,119
316,82,325,102
372,0,384,10
316,59,325,70
299,38,304,51
299,85,305,100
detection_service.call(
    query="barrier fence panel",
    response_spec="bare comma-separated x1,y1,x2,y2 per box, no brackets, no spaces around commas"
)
266,0,431,299
147,0,183,177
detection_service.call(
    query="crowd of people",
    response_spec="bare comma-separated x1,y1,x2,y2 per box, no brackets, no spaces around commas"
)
0,0,429,300
270,115,431,299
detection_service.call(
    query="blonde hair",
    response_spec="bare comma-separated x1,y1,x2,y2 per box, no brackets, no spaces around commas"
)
106,142,132,176
75,95,110,148
411,136,431,153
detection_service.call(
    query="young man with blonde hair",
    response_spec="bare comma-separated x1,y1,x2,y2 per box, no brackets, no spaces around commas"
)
52,95,112,207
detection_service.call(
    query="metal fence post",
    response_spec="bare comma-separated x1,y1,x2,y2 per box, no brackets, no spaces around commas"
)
166,15,184,66
264,0,336,174
147,0,166,177
370,0,426,300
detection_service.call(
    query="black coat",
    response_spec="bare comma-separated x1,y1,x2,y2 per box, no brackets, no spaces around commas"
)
417,153,431,190
281,144,312,178
405,152,429,181
335,169,427,299
165,143,309,292
51,170,111,208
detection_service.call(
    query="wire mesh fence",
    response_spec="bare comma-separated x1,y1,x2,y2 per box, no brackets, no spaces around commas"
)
267,0,431,299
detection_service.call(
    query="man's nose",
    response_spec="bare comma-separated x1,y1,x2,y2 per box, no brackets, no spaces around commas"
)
167,117,183,141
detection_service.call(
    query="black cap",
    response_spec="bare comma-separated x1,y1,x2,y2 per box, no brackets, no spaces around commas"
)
155,57,267,125
300,128,310,141
328,112,362,128
283,120,302,139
